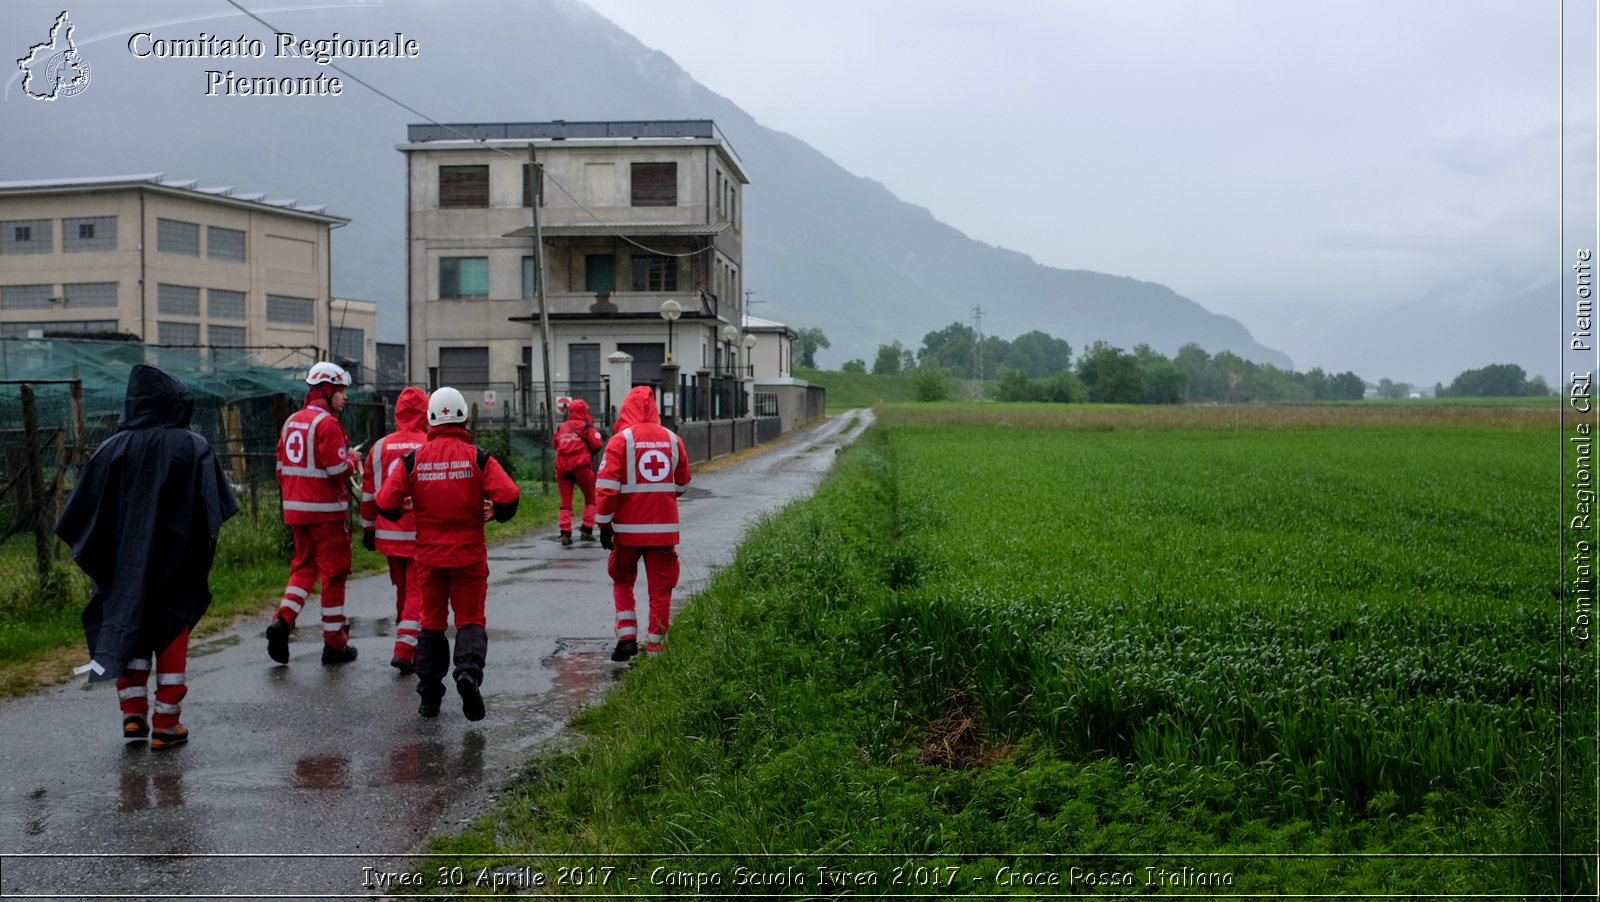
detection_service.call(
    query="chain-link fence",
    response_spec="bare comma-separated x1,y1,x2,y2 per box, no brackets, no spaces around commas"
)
0,337,388,614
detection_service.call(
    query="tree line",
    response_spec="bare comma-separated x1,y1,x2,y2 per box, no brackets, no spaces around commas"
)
789,323,1550,404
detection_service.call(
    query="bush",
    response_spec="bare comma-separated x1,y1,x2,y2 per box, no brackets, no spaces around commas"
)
909,366,951,402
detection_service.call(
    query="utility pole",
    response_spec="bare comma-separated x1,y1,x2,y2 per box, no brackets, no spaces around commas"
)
971,304,985,401
529,144,556,441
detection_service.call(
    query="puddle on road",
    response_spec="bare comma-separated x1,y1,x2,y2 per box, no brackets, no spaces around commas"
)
188,634,240,658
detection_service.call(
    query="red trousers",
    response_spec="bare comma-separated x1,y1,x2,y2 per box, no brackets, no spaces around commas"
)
608,545,679,652
557,465,597,531
416,559,489,631
276,521,352,648
117,627,190,731
387,556,422,662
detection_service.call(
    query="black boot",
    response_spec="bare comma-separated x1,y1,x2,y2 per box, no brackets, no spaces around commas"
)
266,616,290,664
321,642,358,665
417,680,444,718
610,638,638,662
579,526,596,542
560,531,573,547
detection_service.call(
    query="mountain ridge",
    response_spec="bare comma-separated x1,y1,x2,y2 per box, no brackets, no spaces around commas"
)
0,0,1295,370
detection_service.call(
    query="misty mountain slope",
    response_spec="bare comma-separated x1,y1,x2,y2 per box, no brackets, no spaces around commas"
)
0,0,1289,369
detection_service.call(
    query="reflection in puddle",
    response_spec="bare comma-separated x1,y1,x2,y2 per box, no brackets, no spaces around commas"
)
293,754,351,791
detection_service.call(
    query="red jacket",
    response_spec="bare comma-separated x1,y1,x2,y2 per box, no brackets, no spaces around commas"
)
596,386,691,546
276,393,355,526
374,423,520,568
360,386,429,557
552,398,603,474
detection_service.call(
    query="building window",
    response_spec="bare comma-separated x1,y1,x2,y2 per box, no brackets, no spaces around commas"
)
207,288,246,320
64,216,116,252
1,319,116,337
437,346,490,390
0,219,52,255
439,165,489,207
208,323,246,346
63,282,117,308
630,162,676,207
440,257,489,299
208,324,249,364
630,254,677,292
0,284,53,310
331,326,365,379
585,254,614,293
266,294,315,325
158,321,200,345
157,284,201,316
207,226,246,262
522,163,543,207
522,256,540,299
157,218,200,256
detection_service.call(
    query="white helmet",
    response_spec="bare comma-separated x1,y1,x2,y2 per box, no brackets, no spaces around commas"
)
428,387,469,426
306,361,352,387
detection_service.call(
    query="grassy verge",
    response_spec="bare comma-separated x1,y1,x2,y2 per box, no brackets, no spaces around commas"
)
421,405,1586,896
0,481,558,696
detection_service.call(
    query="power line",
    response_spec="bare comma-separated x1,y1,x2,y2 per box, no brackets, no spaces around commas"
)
220,0,717,260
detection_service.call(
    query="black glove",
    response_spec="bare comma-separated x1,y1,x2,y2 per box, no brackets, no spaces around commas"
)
362,528,376,552
599,525,614,550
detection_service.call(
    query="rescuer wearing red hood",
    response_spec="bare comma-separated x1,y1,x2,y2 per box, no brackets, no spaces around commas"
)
360,386,430,674
375,387,520,720
267,362,360,666
552,397,604,547
594,385,692,661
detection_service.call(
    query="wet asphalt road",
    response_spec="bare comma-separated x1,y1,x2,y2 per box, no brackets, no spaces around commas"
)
0,410,872,901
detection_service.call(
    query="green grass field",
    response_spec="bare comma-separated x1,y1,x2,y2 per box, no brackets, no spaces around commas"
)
425,403,1588,896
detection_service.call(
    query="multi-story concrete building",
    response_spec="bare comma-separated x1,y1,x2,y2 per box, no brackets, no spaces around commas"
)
0,174,347,371
399,120,753,419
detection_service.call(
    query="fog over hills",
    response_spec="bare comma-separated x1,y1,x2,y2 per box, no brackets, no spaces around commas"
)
7,0,1350,373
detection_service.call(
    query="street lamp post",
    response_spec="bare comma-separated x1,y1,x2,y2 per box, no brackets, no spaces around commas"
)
720,324,739,418
658,300,682,429
659,299,681,362
742,332,757,379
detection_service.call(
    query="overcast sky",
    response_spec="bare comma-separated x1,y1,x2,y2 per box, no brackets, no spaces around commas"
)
585,0,1590,371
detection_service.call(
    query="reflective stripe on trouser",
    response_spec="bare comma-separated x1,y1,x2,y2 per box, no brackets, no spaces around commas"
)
556,466,597,531
115,627,190,731
607,544,678,652
275,521,353,648
388,556,422,662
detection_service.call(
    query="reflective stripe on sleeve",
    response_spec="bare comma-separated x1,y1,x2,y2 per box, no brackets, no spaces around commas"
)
595,478,622,491
595,513,614,525
376,529,416,541
361,492,375,502
618,483,680,494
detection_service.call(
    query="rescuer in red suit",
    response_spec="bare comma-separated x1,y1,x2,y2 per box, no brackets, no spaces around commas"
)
360,385,430,674
376,387,520,720
267,361,359,666
595,385,691,662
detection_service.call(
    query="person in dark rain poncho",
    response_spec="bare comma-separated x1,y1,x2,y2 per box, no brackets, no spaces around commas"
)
54,365,239,749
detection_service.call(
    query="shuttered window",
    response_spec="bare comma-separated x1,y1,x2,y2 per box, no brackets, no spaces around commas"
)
630,162,676,207
439,165,489,207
